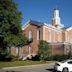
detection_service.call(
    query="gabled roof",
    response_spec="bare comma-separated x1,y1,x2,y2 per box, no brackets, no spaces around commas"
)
22,20,44,30
29,20,44,26
22,20,64,32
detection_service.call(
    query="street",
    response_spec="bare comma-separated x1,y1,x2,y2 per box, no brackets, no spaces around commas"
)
0,63,55,72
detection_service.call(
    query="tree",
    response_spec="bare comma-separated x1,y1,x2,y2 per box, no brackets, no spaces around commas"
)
38,40,50,61
0,0,28,57
14,35,28,57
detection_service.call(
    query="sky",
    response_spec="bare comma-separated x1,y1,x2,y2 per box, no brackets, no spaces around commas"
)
13,0,72,28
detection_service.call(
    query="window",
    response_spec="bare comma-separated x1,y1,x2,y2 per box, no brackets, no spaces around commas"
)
28,45,32,54
29,30,32,41
48,30,51,42
16,47,18,54
56,32,59,42
68,61,72,64
37,30,40,40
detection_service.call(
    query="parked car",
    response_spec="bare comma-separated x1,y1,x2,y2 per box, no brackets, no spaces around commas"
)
54,59,72,72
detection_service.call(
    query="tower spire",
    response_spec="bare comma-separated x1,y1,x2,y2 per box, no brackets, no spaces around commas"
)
52,7,64,29
54,6,58,10
52,7,61,26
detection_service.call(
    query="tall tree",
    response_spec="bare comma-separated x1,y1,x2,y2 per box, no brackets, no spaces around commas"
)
0,0,28,55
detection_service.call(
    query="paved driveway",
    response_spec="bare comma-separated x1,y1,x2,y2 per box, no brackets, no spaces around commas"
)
0,63,55,72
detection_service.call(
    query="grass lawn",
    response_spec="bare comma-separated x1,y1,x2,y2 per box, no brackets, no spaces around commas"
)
0,60,53,68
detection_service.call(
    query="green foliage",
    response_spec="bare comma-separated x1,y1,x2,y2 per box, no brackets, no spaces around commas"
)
0,0,28,60
46,54,71,61
0,0,22,47
38,40,50,60
0,50,14,61
16,35,28,47
0,0,28,48
0,0,22,33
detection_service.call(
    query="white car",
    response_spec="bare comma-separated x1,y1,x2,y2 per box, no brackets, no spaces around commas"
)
54,59,72,72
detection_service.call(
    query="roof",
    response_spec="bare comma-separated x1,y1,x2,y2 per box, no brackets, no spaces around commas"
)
29,20,44,26
22,20,64,32
22,20,57,31
22,20,44,30
66,26,72,31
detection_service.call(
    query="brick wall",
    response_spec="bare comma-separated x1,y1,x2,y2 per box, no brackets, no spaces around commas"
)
22,24,43,55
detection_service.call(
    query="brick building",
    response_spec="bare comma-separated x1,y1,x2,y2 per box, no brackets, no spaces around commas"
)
11,8,72,59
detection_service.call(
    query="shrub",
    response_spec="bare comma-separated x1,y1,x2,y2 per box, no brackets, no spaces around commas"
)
38,40,50,61
0,52,17,61
46,54,70,61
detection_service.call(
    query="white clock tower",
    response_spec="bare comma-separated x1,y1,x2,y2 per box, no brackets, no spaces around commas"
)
52,7,64,29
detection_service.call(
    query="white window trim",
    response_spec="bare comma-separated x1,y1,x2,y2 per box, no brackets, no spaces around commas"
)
48,30,51,42
37,30,40,40
29,46,32,54
29,30,32,40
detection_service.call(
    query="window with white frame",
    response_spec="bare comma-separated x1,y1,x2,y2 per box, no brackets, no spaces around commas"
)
37,30,40,40
28,45,32,54
48,29,51,42
16,47,18,55
29,30,32,41
11,47,18,55
56,32,59,42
